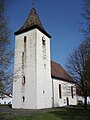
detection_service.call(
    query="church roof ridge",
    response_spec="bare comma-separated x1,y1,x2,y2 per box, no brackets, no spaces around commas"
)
14,7,51,38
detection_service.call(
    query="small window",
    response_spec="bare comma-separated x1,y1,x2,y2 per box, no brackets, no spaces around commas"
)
22,96,25,102
42,36,46,46
22,76,25,85
43,90,45,94
44,64,46,68
71,86,74,98
59,84,62,98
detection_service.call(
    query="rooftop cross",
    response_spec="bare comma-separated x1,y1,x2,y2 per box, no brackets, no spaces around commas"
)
32,0,35,7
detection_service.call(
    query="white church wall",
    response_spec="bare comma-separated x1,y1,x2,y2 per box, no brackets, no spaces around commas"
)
13,29,37,109
36,29,52,109
53,78,77,107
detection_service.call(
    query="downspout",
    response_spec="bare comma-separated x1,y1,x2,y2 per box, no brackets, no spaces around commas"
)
52,77,54,108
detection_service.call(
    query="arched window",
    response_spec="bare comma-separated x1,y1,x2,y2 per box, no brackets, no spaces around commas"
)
24,36,26,43
59,84,62,98
24,36,26,50
24,36,26,62
71,86,74,98
42,36,46,46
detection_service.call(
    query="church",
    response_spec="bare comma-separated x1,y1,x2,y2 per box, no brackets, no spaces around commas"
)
12,5,77,109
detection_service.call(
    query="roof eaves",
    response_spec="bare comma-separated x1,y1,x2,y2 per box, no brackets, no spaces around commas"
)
14,25,51,38
51,75,76,83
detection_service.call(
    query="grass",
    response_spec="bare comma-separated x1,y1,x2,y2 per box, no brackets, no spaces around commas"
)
0,106,90,120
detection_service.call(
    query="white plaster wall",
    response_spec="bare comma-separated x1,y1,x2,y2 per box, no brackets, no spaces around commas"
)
12,29,37,109
12,33,24,108
36,29,52,109
53,78,77,107
13,28,52,109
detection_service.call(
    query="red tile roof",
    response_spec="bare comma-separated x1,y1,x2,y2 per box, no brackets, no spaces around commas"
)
51,61,75,83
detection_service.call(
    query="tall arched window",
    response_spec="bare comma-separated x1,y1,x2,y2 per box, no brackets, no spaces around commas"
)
59,84,62,98
24,36,26,43
22,52,24,69
24,36,26,52
71,86,74,98
24,36,27,62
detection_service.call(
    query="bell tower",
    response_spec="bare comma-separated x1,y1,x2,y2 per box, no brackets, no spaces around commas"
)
12,6,52,109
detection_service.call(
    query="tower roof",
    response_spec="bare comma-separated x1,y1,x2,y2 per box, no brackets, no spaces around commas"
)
14,7,51,38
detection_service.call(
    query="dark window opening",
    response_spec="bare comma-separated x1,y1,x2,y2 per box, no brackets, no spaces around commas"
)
59,84,62,98
22,96,25,102
22,76,25,85
22,52,24,68
42,40,45,46
24,36,26,49
24,36,26,61
43,90,45,94
71,86,74,98
42,36,46,46
24,36,26,43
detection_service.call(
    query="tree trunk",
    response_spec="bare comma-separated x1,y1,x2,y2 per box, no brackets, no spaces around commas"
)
84,82,87,109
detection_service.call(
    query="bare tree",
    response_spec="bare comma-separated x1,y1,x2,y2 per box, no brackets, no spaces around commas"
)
81,0,90,34
0,0,13,93
67,0,90,109
66,38,90,109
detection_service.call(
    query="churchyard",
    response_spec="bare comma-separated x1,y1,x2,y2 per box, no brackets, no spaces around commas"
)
0,105,90,120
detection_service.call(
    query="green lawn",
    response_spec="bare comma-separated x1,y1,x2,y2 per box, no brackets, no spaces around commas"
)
0,106,90,120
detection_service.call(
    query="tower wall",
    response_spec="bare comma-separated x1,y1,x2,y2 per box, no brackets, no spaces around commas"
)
36,29,52,109
12,29,37,109
12,28,52,109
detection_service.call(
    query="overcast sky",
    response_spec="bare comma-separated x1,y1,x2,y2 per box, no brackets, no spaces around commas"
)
5,0,83,68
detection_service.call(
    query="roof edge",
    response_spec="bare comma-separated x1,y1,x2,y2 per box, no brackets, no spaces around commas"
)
51,75,76,84
14,25,51,38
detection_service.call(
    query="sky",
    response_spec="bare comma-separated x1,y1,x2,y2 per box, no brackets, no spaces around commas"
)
5,0,83,69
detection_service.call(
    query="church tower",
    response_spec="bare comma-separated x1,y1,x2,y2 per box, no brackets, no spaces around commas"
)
12,6,52,109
